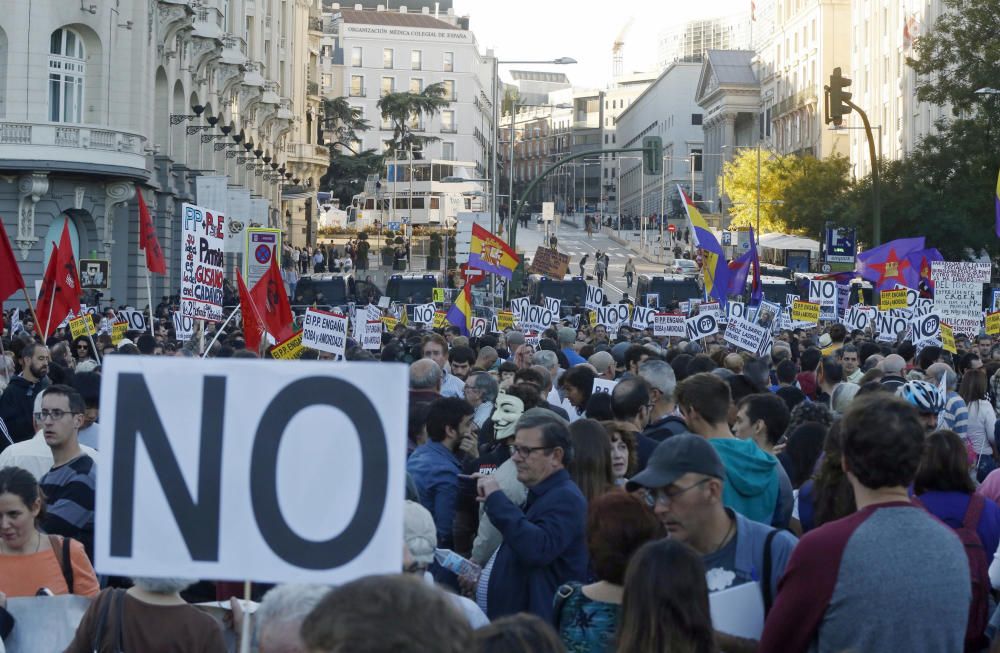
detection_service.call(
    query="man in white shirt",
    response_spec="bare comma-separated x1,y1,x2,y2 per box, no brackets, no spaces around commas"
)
0,389,97,480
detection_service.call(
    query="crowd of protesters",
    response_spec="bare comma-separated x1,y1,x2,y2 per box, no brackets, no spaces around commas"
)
3,294,1000,653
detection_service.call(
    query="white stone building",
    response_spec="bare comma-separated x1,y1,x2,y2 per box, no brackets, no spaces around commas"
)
613,61,704,224
323,4,494,177
0,0,327,307
600,72,657,213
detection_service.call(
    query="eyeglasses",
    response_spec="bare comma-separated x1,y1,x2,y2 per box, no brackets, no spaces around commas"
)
34,409,80,422
643,478,711,508
509,444,555,458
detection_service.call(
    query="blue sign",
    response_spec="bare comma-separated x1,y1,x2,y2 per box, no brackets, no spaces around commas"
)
388,222,401,231
825,226,856,263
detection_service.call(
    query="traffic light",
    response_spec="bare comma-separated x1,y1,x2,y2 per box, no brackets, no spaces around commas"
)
642,136,662,175
826,67,853,126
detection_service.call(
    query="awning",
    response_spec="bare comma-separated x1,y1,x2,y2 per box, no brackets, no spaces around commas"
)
758,232,820,254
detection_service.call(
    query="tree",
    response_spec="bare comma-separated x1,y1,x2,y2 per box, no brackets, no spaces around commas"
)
721,149,791,233
322,96,371,150
319,148,384,210
377,82,451,157
779,154,852,237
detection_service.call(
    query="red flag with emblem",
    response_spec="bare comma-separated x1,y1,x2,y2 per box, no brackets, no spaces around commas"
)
55,220,82,317
249,255,294,343
237,269,265,353
35,238,79,338
137,189,166,274
0,220,25,318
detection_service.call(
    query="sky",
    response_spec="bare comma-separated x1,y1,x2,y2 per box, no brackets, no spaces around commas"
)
454,0,751,89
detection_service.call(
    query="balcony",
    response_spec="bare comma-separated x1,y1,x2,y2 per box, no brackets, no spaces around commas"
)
773,88,818,117
0,121,148,176
289,142,330,170
308,16,324,33
220,35,248,65
192,5,225,40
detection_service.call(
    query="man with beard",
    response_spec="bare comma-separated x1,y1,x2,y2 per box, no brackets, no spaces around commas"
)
407,397,477,550
0,342,51,446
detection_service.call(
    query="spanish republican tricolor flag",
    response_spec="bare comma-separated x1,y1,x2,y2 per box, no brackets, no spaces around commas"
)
678,185,730,306
468,223,519,279
446,280,474,335
994,168,1000,239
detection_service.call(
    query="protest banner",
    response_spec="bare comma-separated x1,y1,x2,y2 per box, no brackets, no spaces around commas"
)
809,280,837,307
271,331,305,359
940,321,957,353
653,314,686,338
362,320,382,350
791,300,820,324
528,247,570,278
913,297,934,317
116,308,148,332
69,314,96,339
932,261,991,337
510,297,530,324
433,311,449,329
724,317,772,357
645,293,659,308
380,316,398,332
631,306,655,329
173,312,195,341
302,308,348,357
987,312,1000,336
432,288,445,303
598,303,630,328
523,331,541,348
879,289,908,311
912,312,942,345
726,301,748,322
585,285,605,310
874,310,908,343
592,378,618,395
685,314,719,342
469,317,488,338
545,296,561,317
111,321,128,345
522,305,556,332
411,303,435,325
4,595,92,652
496,311,515,331
95,357,406,584
180,203,226,322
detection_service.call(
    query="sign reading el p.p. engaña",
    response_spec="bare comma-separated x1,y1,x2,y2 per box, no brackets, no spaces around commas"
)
96,357,406,584
685,314,719,342
598,304,630,328
585,285,605,310
653,314,686,338
412,303,436,325
723,317,772,357
302,308,349,358
362,320,382,350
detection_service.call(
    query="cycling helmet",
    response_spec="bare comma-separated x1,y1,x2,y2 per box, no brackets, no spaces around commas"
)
896,380,945,414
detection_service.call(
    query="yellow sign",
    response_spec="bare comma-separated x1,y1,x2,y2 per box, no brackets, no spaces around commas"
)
879,289,908,311
272,331,305,359
497,311,515,331
432,287,445,303
381,316,398,331
941,322,956,354
589,310,598,327
433,311,449,329
791,300,820,323
111,321,128,345
987,312,1000,336
69,315,96,339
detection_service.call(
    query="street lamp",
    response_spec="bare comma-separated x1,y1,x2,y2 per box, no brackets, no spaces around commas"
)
491,57,576,243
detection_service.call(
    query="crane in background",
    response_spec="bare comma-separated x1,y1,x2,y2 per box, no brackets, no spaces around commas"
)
611,17,634,79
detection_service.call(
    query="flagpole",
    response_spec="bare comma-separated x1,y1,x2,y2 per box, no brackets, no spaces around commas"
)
44,285,57,339
144,252,155,336
201,307,242,358
85,318,102,365
20,288,41,333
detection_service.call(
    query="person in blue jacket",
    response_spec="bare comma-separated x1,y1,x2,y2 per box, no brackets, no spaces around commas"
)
474,409,588,622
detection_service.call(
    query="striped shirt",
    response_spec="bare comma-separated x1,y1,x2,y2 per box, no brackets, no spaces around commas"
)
939,390,969,438
40,455,96,561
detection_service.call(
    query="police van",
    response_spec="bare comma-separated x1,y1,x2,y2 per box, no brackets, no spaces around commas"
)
292,274,382,313
526,274,587,315
635,274,701,309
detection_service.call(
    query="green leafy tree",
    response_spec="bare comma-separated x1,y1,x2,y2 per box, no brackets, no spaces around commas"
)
319,149,384,209
377,82,451,156
779,154,852,237
322,96,371,149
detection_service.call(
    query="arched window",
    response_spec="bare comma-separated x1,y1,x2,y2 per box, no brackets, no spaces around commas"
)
49,28,86,123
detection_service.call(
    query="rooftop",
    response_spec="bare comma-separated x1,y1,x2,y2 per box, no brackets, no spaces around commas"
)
335,7,460,30
509,70,571,84
704,50,758,85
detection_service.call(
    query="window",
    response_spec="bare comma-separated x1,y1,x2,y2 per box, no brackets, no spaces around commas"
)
691,113,703,125
411,50,422,70
441,109,455,132
350,75,364,96
409,78,423,93
383,48,394,69
381,114,392,130
443,51,454,72
442,142,455,159
351,47,362,67
442,79,455,100
381,76,395,97
48,28,85,123
690,149,703,172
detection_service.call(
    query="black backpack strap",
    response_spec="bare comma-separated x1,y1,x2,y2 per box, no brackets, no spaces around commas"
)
91,589,114,651
49,535,74,594
113,588,126,653
761,529,779,615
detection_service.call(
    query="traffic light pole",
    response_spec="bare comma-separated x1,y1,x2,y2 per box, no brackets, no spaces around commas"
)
844,100,881,246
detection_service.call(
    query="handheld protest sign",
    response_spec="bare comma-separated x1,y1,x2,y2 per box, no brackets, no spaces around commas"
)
653,314,686,338
791,300,820,324
362,320,382,350
412,303,435,325
932,261,991,338
685,314,718,342
724,317,772,357
271,331,305,359
912,312,942,344
544,297,561,317
878,289,908,311
302,308,349,357
632,306,655,330
597,303,629,328
496,311,515,331
111,321,128,345
173,312,195,341
986,311,1000,336
510,297,530,324
592,378,618,395
585,285,605,310
96,357,406,585
69,315,96,340
940,322,957,353
809,280,836,308
470,317,488,338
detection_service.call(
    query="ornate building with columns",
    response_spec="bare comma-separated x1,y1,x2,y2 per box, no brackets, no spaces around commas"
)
0,0,327,308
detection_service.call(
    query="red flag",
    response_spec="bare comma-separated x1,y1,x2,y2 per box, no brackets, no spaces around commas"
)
36,244,73,338
250,255,294,343
237,270,264,352
137,189,166,274
55,220,82,317
0,220,25,304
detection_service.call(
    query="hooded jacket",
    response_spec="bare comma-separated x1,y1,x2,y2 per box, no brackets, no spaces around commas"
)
0,375,50,447
710,437,779,524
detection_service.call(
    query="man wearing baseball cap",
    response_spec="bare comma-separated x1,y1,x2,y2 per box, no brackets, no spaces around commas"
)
627,434,797,618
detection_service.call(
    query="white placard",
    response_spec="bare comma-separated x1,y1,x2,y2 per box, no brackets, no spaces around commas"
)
809,280,837,307
96,357,406,584
912,312,942,345
686,314,719,341
510,296,530,324
521,304,555,332
470,317,488,338
598,303,630,327
592,378,618,395
116,308,148,332
180,203,226,323
709,580,765,639
700,302,721,319
544,296,561,317
172,311,194,342
362,320,382,350
302,308,349,357
586,285,605,310
225,187,252,253
653,313,686,338
913,297,934,317
874,310,908,342
631,306,655,329
723,317,772,357
412,303,436,325
932,261,991,337
727,301,748,322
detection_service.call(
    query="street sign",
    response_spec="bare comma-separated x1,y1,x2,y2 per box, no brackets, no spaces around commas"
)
667,224,677,233
542,202,554,222
824,226,856,263
388,222,400,231
721,231,732,246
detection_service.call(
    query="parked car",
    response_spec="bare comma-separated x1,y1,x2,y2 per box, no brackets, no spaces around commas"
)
670,259,700,279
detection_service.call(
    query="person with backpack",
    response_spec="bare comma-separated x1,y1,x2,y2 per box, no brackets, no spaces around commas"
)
759,394,973,653
912,429,999,651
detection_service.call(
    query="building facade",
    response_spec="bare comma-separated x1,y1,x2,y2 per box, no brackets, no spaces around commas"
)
600,72,657,214
323,4,494,177
0,0,326,307
656,14,753,68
